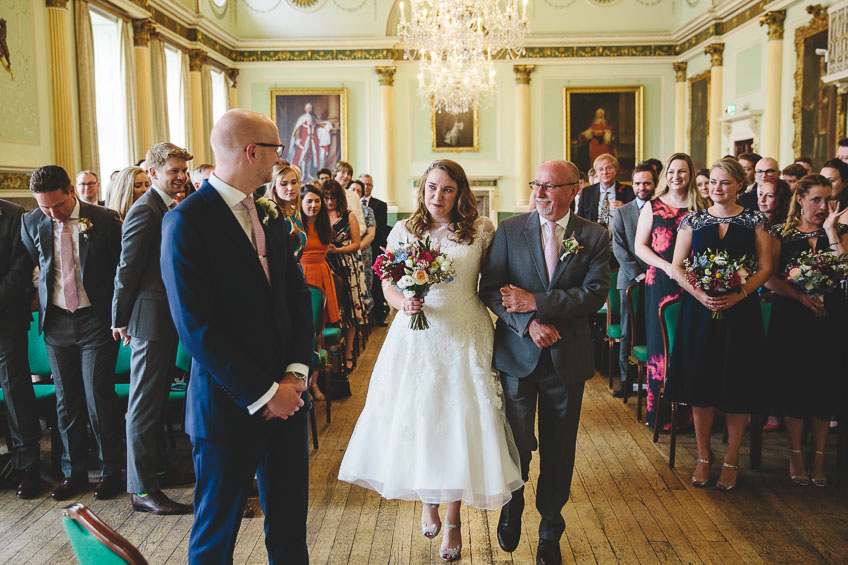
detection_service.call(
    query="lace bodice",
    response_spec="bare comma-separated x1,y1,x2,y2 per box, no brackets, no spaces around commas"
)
678,208,766,231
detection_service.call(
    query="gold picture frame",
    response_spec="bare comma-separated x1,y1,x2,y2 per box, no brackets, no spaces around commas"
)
688,71,711,171
431,106,479,152
564,86,643,179
270,88,348,179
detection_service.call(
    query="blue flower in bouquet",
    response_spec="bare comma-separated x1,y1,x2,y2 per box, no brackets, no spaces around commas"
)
394,250,408,263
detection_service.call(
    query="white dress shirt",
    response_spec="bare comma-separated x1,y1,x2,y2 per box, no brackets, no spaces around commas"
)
51,198,92,310
150,185,175,209
208,174,309,414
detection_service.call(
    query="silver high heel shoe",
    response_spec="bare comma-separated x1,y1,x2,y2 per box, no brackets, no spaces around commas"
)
439,522,461,562
421,503,441,539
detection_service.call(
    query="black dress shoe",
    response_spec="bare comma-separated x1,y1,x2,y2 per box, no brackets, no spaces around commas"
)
242,502,255,518
93,475,122,500
536,539,562,565
132,491,193,515
611,383,626,398
16,467,42,499
51,475,89,501
497,508,521,552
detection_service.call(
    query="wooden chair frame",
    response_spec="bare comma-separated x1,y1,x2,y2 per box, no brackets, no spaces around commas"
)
307,284,332,429
605,270,621,389
653,297,680,469
623,282,646,421
63,502,148,565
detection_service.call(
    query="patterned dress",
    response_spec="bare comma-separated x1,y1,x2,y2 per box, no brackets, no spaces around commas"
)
283,212,307,262
327,212,371,328
361,205,377,296
644,199,689,427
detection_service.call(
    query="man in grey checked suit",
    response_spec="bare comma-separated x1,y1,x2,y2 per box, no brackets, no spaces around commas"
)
480,160,610,565
112,142,193,515
610,163,655,398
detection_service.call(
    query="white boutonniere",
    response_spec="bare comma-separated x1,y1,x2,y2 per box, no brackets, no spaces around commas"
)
255,198,279,226
78,217,94,241
558,232,583,261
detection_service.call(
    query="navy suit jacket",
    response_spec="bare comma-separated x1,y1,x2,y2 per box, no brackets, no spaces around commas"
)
160,182,314,440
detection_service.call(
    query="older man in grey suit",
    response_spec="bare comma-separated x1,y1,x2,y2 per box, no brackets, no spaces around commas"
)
480,160,610,565
610,163,655,398
112,143,193,515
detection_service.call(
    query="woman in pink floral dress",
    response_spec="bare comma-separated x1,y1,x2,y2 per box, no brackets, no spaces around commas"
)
634,153,702,427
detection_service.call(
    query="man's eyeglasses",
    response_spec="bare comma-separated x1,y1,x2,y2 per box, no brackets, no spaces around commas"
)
254,143,286,157
754,169,779,176
78,181,98,187
529,181,580,191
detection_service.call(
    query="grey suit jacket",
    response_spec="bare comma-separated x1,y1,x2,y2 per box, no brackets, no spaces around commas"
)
611,199,648,289
0,199,34,337
112,189,177,343
479,212,610,384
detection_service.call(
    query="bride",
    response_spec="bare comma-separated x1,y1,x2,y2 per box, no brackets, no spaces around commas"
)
338,159,522,561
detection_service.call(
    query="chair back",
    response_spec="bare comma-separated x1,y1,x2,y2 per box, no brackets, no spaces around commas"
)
659,297,682,378
606,270,620,326
175,341,191,373
27,312,51,377
114,341,132,376
307,285,327,336
625,282,645,349
62,503,148,565
760,300,771,335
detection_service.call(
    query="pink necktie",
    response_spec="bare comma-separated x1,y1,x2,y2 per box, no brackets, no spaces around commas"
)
59,222,80,312
544,220,559,282
241,196,271,285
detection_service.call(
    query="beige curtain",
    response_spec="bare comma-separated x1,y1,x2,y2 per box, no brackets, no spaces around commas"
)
150,37,169,144
74,0,99,176
226,72,234,111
201,64,214,164
180,50,193,159
120,19,140,164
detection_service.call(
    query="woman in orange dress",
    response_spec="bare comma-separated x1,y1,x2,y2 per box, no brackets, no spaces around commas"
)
300,185,341,325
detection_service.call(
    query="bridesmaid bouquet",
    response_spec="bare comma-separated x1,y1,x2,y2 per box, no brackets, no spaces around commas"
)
683,249,757,319
784,249,848,317
373,237,456,330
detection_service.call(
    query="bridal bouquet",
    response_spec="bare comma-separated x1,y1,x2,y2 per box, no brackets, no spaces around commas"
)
373,237,456,330
683,249,757,320
784,249,848,317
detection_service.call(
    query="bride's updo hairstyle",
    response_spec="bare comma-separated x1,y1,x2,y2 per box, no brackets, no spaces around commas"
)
407,159,479,244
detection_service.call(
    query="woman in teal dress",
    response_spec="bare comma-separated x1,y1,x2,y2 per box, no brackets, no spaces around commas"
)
269,164,307,261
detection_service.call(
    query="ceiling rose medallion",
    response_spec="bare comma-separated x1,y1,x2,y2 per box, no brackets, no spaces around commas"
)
286,0,327,11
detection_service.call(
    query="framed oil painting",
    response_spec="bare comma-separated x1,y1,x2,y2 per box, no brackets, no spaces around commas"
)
270,88,347,181
564,86,643,180
688,71,710,171
432,106,479,152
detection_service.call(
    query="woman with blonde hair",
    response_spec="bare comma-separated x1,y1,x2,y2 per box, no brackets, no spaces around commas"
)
339,159,522,563
269,164,307,261
107,166,149,219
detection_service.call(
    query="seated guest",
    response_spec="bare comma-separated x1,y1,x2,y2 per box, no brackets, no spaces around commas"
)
0,198,41,499
820,158,848,211
577,153,634,227
189,163,214,196
20,166,123,501
782,163,807,192
610,163,655,397
758,178,792,226
795,156,813,174
269,165,307,261
333,161,366,237
667,157,772,491
348,179,376,305
764,175,848,488
695,169,711,203
323,180,370,372
107,166,150,219
112,142,193,515
76,171,102,206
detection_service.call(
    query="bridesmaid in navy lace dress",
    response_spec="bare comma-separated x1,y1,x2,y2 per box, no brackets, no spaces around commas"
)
764,174,848,487
635,153,703,427
667,158,773,491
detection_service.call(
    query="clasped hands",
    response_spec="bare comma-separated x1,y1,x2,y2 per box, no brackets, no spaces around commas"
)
500,285,560,348
695,290,744,312
260,372,307,421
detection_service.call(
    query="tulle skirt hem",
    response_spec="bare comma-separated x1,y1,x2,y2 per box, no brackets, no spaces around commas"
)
337,476,524,511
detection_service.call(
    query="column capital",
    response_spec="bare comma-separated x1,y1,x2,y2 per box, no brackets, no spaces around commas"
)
759,10,786,41
375,66,397,86
673,62,687,83
46,0,68,8
513,64,536,85
705,43,724,67
227,68,239,87
189,49,207,73
132,19,153,48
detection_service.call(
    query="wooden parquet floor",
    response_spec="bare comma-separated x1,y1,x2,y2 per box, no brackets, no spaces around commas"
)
1,322,848,564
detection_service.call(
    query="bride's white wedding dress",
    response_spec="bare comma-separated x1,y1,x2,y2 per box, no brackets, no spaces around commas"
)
338,217,522,510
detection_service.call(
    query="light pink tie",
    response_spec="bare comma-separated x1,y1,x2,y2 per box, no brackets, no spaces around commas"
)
544,220,559,282
59,222,80,312
241,196,271,285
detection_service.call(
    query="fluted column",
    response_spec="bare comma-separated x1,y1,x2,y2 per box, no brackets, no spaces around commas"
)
375,66,397,206
189,49,207,163
46,0,75,174
514,65,535,210
227,68,239,109
133,19,153,156
759,10,786,158
673,62,688,153
705,43,724,165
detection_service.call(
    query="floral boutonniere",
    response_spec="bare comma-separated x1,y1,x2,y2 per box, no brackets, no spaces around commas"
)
78,217,94,241
255,198,279,226
559,232,583,261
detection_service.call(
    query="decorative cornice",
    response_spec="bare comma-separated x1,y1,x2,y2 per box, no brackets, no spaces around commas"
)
705,43,725,67
375,66,397,86
673,61,687,83
132,19,153,48
45,0,68,9
189,49,207,72
513,64,536,85
759,10,786,41
226,68,239,88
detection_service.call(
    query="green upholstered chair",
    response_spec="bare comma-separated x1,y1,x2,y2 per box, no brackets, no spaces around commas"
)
308,284,331,442
623,282,647,421
114,341,132,376
605,270,621,387
653,298,681,468
175,342,191,374
760,300,771,334
62,503,147,565
27,312,51,378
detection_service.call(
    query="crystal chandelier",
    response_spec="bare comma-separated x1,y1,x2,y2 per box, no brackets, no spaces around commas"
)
397,0,529,115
